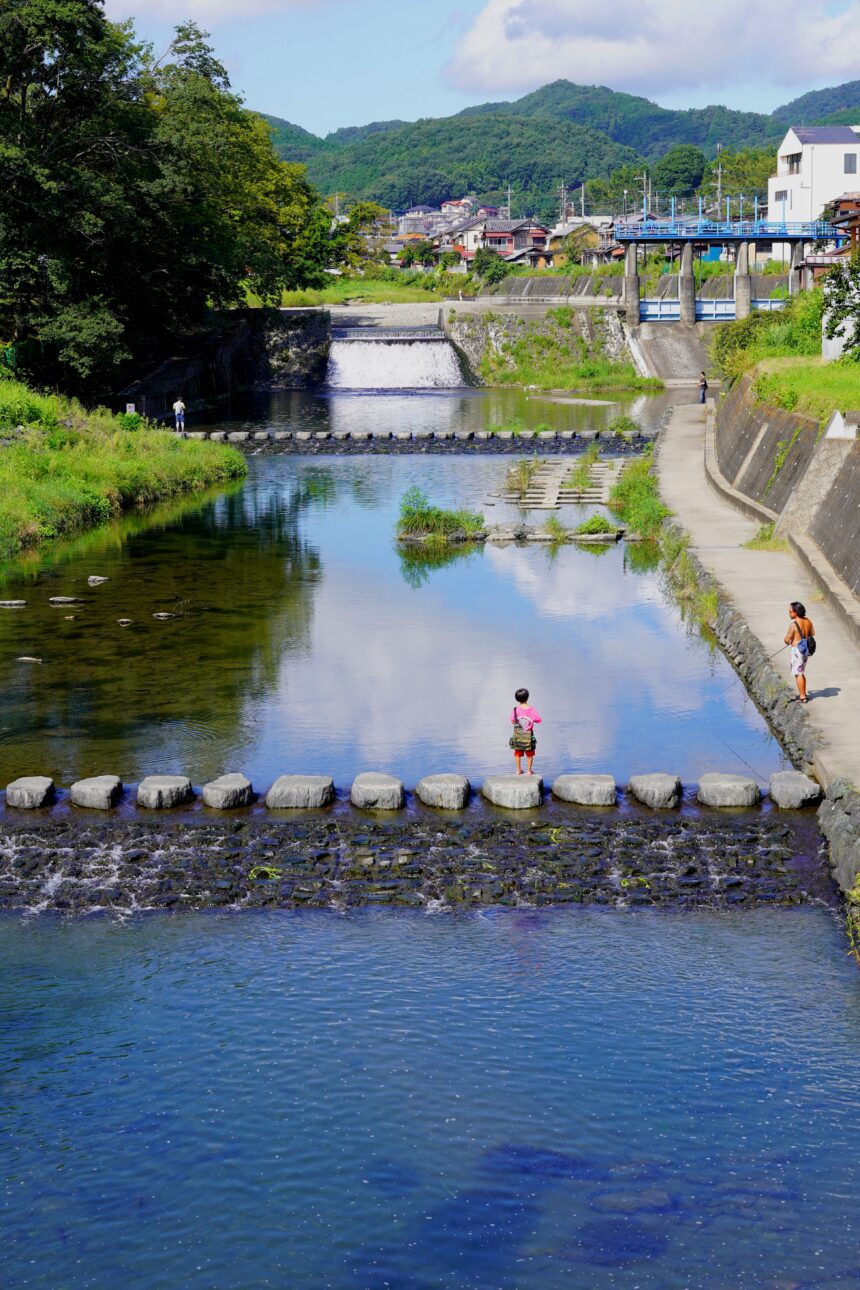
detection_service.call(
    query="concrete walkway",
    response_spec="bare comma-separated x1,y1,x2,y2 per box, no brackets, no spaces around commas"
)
659,402,860,791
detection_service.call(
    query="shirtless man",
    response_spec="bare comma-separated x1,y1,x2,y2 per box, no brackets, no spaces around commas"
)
784,601,815,704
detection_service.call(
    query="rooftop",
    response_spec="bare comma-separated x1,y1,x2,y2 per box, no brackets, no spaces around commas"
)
789,125,860,145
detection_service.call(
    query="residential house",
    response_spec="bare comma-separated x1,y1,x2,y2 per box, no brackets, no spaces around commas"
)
806,192,860,278
768,126,860,222
448,217,549,262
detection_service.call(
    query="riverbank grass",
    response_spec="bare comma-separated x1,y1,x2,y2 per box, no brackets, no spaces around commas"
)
608,450,670,540
396,486,484,540
750,357,860,427
0,377,246,560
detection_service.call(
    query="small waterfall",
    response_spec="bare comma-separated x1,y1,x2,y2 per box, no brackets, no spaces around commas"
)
327,336,464,389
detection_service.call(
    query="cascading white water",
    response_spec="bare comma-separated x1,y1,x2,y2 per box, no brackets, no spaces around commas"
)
327,339,463,389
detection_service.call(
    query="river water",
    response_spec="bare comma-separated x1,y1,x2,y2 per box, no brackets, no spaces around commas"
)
0,401,784,789
4,906,860,1288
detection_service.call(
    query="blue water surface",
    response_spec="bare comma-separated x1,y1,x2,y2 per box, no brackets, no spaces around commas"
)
3,906,860,1288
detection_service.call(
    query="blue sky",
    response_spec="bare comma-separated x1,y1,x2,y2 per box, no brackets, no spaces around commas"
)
108,0,860,137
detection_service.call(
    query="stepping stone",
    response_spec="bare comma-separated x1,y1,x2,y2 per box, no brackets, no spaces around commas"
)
373,431,391,440
203,773,254,809
454,430,473,440
187,432,208,441
413,428,432,439
333,431,350,440
352,431,369,441
0,600,26,608
538,431,557,440
295,431,311,441
552,774,617,806
481,775,543,809
697,773,761,808
137,775,194,809
274,431,292,441
5,776,54,809
769,770,822,809
227,431,249,442
265,774,334,809
415,774,470,810
70,775,122,810
434,430,452,440
395,431,412,441
475,431,491,441
314,431,330,439
209,432,226,442
253,431,270,441
628,773,682,809
350,772,405,810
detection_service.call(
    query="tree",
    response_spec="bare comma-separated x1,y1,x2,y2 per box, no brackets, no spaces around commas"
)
650,145,706,195
701,148,774,199
0,6,340,393
472,247,511,283
823,251,860,360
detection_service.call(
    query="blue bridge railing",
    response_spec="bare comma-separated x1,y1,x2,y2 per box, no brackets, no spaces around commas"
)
615,219,835,242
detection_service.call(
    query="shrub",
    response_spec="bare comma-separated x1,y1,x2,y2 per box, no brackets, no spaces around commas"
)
574,513,615,535
608,451,670,539
396,486,483,538
609,414,641,438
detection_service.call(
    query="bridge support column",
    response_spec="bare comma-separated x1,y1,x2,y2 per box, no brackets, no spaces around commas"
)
789,241,804,295
679,242,696,326
734,241,753,319
624,242,641,327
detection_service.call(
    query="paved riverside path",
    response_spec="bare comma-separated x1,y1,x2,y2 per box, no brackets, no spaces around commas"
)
659,403,860,791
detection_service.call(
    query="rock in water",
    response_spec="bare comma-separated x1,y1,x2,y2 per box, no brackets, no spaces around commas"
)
350,773,405,810
15,656,42,663
769,770,822,809
0,600,26,608
481,775,543,809
697,773,761,808
552,774,617,806
87,576,109,586
265,775,335,809
137,775,194,809
5,776,54,809
117,619,133,627
70,775,123,810
203,773,254,809
152,612,175,621
49,596,83,605
628,773,682,809
415,774,470,809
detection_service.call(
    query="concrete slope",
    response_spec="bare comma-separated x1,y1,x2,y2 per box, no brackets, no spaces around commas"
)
635,323,711,385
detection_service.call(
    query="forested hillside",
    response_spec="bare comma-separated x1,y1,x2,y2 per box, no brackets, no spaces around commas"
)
265,77,860,215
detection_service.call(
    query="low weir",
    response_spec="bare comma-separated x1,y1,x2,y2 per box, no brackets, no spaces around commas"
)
326,327,464,388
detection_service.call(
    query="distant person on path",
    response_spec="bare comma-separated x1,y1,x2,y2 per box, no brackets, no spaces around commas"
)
509,688,541,775
698,371,708,404
173,396,186,430
785,601,815,704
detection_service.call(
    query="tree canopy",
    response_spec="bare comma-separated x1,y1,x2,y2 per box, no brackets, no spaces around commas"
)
0,2,339,394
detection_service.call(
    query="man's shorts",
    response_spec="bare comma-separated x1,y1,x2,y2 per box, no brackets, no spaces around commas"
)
791,646,807,677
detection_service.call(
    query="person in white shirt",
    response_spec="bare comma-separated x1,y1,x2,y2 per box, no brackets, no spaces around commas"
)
172,397,186,430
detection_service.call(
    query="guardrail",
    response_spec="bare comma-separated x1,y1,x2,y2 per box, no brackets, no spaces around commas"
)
615,219,835,242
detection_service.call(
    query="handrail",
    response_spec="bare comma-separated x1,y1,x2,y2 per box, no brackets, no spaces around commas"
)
614,219,835,241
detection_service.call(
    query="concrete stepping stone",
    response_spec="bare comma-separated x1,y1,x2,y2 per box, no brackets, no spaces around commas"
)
628,773,682,809
70,775,122,810
0,600,26,608
552,774,617,806
265,774,334,809
769,770,822,809
481,774,543,809
415,774,470,810
137,775,194,809
350,772,405,810
203,773,254,809
697,773,761,808
5,776,54,809
274,431,292,441
228,431,249,442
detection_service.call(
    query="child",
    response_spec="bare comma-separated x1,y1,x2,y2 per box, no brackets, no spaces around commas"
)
509,687,541,775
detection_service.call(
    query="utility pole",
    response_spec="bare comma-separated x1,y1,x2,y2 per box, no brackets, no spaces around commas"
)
507,183,513,220
560,181,567,226
715,142,723,209
581,183,585,218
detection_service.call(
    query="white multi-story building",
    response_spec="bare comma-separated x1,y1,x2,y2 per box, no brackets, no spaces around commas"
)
768,125,860,222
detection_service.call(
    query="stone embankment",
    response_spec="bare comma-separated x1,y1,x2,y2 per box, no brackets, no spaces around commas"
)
0,811,830,915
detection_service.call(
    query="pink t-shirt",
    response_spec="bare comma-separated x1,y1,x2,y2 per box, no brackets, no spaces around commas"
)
511,704,542,732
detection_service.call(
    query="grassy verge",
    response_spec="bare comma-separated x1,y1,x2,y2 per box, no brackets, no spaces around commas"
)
743,522,790,552
396,486,484,540
246,269,476,308
0,376,246,561
749,357,860,426
709,288,823,383
607,450,669,540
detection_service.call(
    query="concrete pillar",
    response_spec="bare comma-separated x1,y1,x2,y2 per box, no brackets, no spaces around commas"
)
623,241,641,327
789,240,804,296
734,240,753,319
679,242,696,326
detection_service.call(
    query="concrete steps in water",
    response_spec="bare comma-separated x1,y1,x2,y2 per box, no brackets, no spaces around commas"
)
495,457,625,509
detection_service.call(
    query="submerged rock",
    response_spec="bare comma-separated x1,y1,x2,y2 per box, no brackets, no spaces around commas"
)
415,774,470,810
5,776,54,809
697,773,761,809
0,600,26,608
265,775,334,810
552,774,617,806
481,775,543,809
48,596,83,605
203,773,254,810
87,576,109,586
350,773,405,811
137,775,194,809
70,775,123,810
628,773,682,809
769,770,822,809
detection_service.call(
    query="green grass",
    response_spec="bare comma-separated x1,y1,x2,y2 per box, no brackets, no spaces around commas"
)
609,414,641,439
750,356,860,426
574,513,616,535
543,513,568,540
0,376,246,561
477,312,661,394
396,486,484,539
566,441,600,491
608,450,670,540
506,456,541,496
743,522,789,552
249,269,478,308
709,288,824,382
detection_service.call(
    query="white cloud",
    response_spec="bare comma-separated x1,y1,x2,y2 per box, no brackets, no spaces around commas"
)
446,0,860,98
105,0,322,23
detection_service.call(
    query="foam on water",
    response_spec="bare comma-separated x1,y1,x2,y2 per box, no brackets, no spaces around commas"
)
327,338,464,388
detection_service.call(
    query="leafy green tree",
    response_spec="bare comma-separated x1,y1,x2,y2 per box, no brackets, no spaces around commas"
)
651,145,706,194
472,247,511,283
823,251,860,360
701,148,774,199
